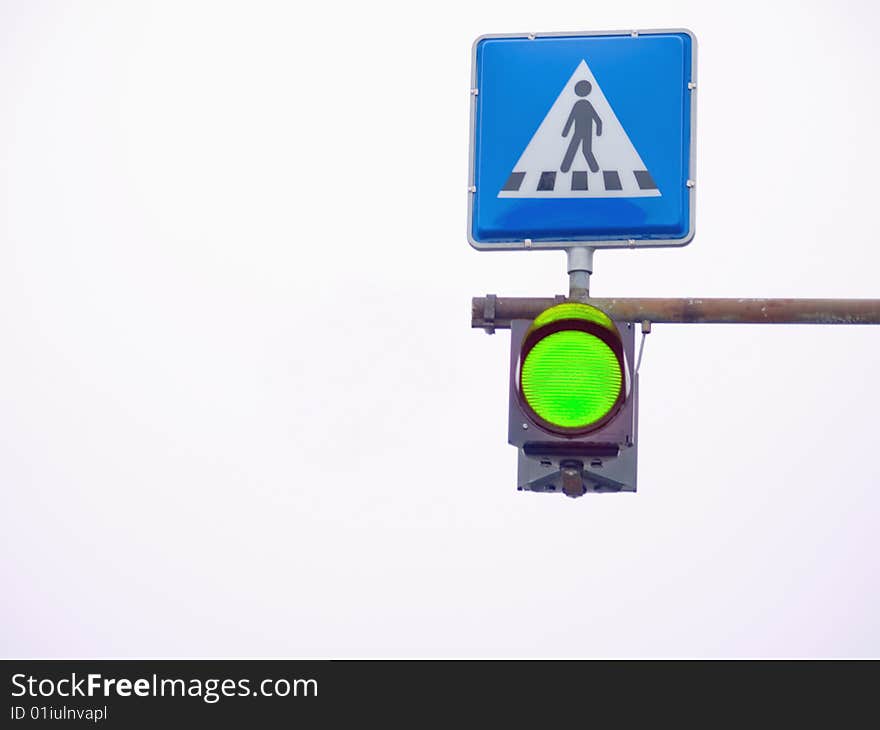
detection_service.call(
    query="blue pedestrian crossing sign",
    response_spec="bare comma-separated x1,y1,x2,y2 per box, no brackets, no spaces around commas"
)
468,30,697,250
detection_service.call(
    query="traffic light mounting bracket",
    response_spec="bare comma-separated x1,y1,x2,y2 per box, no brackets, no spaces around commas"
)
476,291,880,499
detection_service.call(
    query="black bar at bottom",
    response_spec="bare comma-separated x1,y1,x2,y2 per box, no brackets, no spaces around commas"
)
0,659,874,727
0,656,876,730
524,442,620,458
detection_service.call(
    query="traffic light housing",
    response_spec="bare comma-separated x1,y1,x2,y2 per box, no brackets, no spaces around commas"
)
508,303,638,497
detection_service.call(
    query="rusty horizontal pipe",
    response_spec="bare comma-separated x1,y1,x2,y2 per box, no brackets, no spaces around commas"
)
472,296,880,330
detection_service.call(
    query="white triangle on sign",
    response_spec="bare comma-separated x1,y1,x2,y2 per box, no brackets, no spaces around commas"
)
498,60,661,199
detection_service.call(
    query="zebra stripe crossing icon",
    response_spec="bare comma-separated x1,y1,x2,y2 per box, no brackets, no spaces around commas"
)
498,60,660,199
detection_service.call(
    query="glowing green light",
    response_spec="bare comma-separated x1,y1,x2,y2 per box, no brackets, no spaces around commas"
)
520,330,622,429
531,302,616,333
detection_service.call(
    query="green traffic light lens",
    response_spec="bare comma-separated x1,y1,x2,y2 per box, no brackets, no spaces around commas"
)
520,330,622,430
532,302,616,332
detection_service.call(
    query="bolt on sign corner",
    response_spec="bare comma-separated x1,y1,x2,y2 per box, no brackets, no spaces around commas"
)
467,29,697,250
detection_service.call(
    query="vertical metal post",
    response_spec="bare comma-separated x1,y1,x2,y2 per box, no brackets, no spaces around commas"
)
567,247,594,301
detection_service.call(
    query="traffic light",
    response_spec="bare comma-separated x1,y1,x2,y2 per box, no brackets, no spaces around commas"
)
508,302,638,497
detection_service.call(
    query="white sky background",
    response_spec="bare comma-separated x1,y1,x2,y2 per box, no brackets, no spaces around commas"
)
1,0,878,658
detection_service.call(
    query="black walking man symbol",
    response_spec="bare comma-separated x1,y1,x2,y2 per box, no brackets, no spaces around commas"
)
561,80,603,173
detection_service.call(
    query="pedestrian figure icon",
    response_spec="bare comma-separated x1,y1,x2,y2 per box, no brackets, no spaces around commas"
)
561,80,602,173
